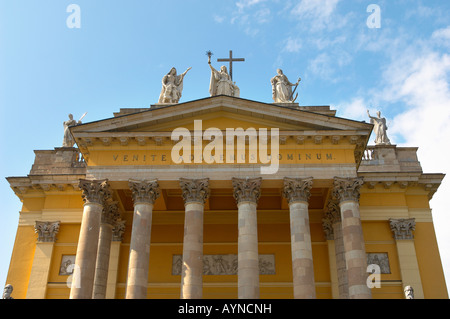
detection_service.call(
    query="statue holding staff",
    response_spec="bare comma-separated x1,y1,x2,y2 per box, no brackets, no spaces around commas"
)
271,69,301,103
207,51,240,97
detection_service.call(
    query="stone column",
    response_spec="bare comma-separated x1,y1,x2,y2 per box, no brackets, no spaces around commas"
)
179,178,210,299
333,177,371,299
70,179,111,299
389,218,424,299
323,200,349,299
232,177,262,299
106,219,126,299
282,177,316,299
93,201,120,299
26,221,60,299
126,179,160,299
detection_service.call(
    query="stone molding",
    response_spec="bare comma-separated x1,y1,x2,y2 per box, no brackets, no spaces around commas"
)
34,221,60,243
389,218,416,240
179,178,210,204
332,177,364,203
128,179,160,204
78,179,111,205
282,177,313,204
232,177,262,204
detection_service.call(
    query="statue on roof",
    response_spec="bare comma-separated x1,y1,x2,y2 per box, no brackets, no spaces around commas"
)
271,69,301,103
367,110,391,145
208,53,240,97
62,113,85,147
158,67,192,104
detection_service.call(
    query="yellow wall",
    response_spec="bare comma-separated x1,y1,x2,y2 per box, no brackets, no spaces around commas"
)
6,225,36,299
415,222,448,298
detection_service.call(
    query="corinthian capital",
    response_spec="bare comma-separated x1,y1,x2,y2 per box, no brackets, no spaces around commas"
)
322,199,341,240
179,178,210,204
282,177,313,204
35,221,60,243
332,177,364,203
129,179,160,204
389,218,415,240
102,201,120,225
232,177,262,204
112,219,126,242
78,179,111,205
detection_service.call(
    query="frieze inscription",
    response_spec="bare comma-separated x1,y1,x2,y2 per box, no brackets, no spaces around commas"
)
109,152,336,165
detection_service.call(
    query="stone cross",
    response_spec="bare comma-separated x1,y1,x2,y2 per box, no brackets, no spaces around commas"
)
217,50,245,80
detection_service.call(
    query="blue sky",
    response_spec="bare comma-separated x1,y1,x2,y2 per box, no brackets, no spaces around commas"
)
1,0,450,295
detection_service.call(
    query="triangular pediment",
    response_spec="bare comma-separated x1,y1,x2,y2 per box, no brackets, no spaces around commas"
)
71,95,372,135
71,96,372,168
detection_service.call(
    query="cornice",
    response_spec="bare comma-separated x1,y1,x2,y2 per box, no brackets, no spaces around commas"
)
358,172,444,199
6,175,86,198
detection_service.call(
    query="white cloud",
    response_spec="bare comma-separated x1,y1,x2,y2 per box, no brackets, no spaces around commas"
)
213,15,225,24
335,97,368,120
254,7,271,24
432,26,450,40
283,37,302,53
236,0,266,12
291,0,341,31
230,0,270,36
383,52,450,152
308,53,333,79
306,50,352,82
432,26,450,48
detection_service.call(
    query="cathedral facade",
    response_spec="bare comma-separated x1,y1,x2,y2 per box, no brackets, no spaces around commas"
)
5,95,447,299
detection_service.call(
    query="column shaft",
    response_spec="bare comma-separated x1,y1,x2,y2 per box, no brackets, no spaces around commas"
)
70,179,110,299
289,201,316,299
181,202,205,299
106,219,125,299
339,200,371,299
126,179,160,299
333,177,371,299
232,177,262,299
70,201,104,299
179,178,209,299
126,202,154,299
92,223,113,299
93,201,120,299
333,219,349,299
238,201,259,299
283,177,316,299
